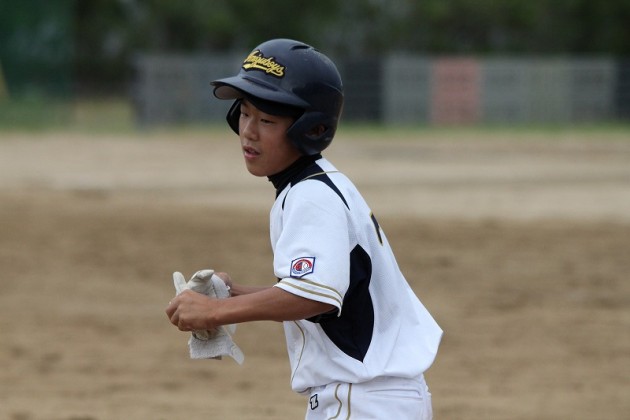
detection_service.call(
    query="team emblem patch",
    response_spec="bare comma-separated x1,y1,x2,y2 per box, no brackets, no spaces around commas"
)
291,257,315,278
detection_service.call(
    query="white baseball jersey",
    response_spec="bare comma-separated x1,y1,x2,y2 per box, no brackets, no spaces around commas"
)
270,156,443,393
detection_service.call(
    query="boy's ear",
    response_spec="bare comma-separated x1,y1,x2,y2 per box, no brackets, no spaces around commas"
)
305,124,327,139
287,112,337,155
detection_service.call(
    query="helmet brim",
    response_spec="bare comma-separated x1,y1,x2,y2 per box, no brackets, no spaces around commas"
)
211,75,310,109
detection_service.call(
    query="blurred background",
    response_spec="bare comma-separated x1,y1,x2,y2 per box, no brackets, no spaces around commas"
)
1,0,630,129
2,2,630,420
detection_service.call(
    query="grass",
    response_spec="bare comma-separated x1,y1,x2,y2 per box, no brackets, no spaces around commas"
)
338,121,630,145
1,96,629,138
0,96,73,130
0,96,136,133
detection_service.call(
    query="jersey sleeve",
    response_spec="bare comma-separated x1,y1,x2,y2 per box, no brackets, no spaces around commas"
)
273,180,350,315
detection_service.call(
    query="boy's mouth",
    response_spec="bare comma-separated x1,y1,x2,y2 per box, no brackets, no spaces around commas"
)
242,145,260,159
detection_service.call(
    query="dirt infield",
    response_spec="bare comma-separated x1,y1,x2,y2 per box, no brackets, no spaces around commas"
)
1,128,629,419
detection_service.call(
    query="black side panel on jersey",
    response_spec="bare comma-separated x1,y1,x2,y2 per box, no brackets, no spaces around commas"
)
316,245,374,362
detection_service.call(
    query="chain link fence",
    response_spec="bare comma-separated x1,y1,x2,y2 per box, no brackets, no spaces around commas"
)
132,54,630,126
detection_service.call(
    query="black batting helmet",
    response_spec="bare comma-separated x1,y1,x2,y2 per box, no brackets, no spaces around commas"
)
211,38,344,155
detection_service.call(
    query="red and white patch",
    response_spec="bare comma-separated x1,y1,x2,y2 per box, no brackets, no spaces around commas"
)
290,257,315,278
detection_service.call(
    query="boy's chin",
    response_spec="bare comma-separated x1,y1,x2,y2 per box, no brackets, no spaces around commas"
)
244,163,267,177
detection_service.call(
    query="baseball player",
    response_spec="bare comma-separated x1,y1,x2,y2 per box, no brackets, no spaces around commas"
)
166,38,443,419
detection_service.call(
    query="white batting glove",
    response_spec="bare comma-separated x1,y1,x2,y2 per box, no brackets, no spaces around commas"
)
173,269,232,340
172,269,244,364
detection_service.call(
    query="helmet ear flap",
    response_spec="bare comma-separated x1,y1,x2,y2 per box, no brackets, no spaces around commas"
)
287,111,338,155
226,99,241,135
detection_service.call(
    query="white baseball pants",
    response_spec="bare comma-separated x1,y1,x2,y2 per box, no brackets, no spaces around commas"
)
304,374,433,420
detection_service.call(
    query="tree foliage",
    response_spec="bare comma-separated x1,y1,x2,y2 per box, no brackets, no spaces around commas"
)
2,0,629,94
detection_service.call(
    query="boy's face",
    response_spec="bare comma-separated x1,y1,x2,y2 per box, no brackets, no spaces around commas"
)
238,99,302,177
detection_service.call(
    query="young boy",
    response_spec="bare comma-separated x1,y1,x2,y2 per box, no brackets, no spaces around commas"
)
166,38,442,419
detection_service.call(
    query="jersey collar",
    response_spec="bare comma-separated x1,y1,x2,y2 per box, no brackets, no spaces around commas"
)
268,153,322,196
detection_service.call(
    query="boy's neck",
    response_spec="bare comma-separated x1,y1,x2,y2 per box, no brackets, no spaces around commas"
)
268,154,322,195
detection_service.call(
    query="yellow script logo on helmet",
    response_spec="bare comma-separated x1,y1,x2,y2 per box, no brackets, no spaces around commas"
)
242,50,285,77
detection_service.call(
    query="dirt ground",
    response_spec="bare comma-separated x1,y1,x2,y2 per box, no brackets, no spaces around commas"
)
1,128,629,419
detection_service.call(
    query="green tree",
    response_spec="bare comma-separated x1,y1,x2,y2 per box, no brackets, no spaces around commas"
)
5,0,629,95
